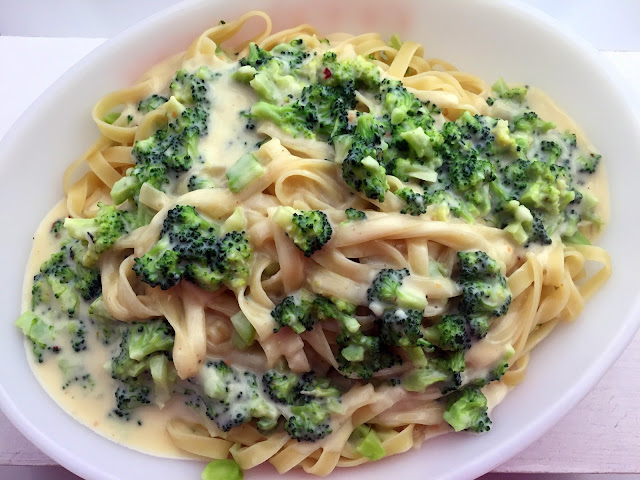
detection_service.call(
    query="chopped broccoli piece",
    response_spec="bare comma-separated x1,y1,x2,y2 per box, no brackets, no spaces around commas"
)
15,312,59,363
271,292,315,333
422,314,471,352
367,268,427,312
64,203,135,266
138,94,168,113
577,153,601,174
128,319,174,361
395,187,427,216
350,424,386,461
103,112,121,124
344,208,367,221
226,153,264,193
457,251,511,319
442,386,492,433
492,78,528,102
342,150,389,202
201,459,243,480
272,207,332,257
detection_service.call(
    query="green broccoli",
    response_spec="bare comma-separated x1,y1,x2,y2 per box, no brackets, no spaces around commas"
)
492,78,528,102
272,207,332,257
226,153,264,193
577,153,601,174
271,291,315,333
457,251,511,315
395,187,427,216
442,386,492,433
138,94,168,113
422,314,471,352
344,208,367,221
64,203,135,266
15,312,59,363
342,147,389,202
367,268,427,312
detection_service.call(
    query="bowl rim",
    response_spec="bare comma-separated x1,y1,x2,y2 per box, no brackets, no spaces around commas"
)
0,1,639,479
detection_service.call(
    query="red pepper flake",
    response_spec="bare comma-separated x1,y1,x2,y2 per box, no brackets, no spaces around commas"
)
323,68,332,79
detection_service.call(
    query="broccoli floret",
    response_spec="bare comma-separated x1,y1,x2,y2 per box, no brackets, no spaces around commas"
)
312,296,360,333
336,329,400,380
271,292,315,333
455,251,511,339
402,359,452,392
342,147,389,202
344,208,367,221
169,67,214,105
272,207,332,257
113,380,152,419
67,319,87,352
512,111,555,133
442,386,492,433
132,236,184,290
367,268,427,313
320,52,381,90
378,308,433,367
64,203,135,266
262,370,342,442
239,43,274,70
31,240,101,315
377,308,425,347
395,187,427,216
577,153,601,174
132,117,199,172
111,328,152,380
50,219,64,235
492,78,528,102
138,94,168,113
109,322,176,417
15,312,59,363
128,319,174,361
350,424,386,461
539,140,562,162
262,370,301,404
249,101,315,138
226,153,264,193
194,362,279,433
134,205,251,292
422,314,471,352
187,231,252,292
386,157,439,183
285,403,332,442
187,172,216,191
382,79,423,125
518,161,576,217
299,83,356,138
112,69,212,202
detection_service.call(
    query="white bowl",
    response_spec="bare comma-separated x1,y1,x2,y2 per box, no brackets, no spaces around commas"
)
1,1,639,479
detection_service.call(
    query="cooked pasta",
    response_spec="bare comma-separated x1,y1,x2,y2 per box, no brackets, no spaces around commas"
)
16,11,610,477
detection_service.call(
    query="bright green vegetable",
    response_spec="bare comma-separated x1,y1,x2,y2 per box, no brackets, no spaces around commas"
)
201,459,243,480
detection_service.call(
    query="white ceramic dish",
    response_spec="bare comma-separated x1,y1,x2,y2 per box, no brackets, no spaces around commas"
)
1,1,639,479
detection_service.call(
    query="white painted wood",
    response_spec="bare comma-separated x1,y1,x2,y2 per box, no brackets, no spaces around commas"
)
0,38,638,475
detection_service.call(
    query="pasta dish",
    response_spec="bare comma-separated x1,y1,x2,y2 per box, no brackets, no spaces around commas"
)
15,11,611,478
